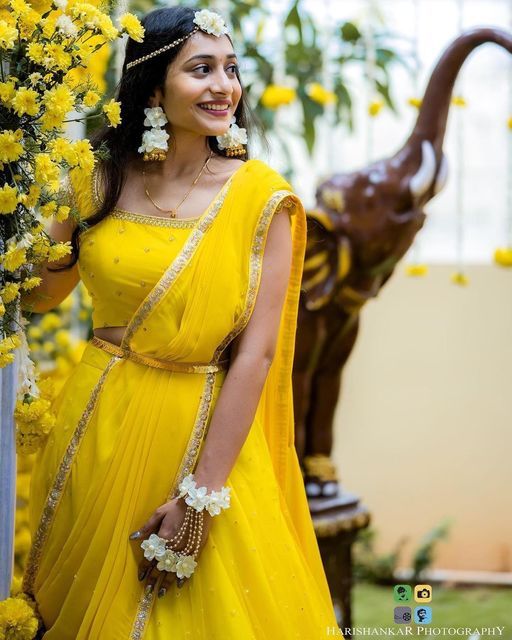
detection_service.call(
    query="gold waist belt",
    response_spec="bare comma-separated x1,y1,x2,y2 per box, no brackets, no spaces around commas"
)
90,336,229,373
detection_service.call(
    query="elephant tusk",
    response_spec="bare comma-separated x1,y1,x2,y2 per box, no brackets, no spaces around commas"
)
433,153,449,196
409,140,437,200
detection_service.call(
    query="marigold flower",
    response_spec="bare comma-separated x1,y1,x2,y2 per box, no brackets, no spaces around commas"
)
405,264,428,277
1,245,27,272
306,82,337,106
0,130,24,164
0,596,38,640
12,87,39,117
103,99,122,127
493,247,512,267
83,89,100,108
119,12,145,42
1,282,21,303
0,19,18,49
407,97,422,109
261,84,296,109
451,95,467,107
48,241,72,262
0,184,19,214
368,99,384,117
450,271,469,286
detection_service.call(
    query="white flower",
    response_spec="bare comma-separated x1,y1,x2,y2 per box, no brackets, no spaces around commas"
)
15,315,38,398
193,9,229,38
216,116,247,151
56,14,78,36
178,474,197,497
206,486,231,516
140,534,167,561
17,232,35,250
175,554,197,578
185,485,210,512
143,106,168,128
156,549,178,572
53,0,68,9
137,128,169,154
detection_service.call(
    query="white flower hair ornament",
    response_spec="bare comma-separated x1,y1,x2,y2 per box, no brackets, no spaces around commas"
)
193,9,229,37
126,9,230,71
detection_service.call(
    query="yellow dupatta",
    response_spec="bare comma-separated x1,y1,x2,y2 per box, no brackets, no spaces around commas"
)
25,158,333,636
73,156,329,600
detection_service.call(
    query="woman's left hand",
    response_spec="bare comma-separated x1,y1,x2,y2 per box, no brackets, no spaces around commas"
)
129,497,212,597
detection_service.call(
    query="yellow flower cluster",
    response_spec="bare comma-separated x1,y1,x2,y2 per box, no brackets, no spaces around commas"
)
493,247,512,267
405,263,428,277
451,271,469,286
407,97,422,109
261,84,296,109
0,0,144,359
306,82,337,106
103,98,122,127
0,596,39,640
0,333,22,368
451,95,467,107
14,391,56,455
368,98,384,117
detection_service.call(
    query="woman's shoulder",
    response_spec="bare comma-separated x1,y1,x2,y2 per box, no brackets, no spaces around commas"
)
243,158,294,194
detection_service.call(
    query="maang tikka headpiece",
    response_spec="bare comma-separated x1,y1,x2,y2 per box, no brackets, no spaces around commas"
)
131,9,247,162
126,9,229,71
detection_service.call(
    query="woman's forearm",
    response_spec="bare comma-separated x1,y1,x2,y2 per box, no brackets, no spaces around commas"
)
192,351,273,492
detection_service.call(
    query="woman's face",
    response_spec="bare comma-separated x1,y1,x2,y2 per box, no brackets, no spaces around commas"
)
150,31,242,138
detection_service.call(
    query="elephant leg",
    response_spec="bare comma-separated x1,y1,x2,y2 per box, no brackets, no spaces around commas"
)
293,303,329,463
304,314,360,495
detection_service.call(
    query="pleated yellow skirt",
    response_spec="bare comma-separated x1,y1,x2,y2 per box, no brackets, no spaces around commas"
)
27,339,340,639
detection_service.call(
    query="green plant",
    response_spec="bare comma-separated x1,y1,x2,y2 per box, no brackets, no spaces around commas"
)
353,520,451,585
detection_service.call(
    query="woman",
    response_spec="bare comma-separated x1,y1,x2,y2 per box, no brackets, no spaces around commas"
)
22,6,340,639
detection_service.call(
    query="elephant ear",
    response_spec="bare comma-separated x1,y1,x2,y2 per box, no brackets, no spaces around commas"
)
302,209,351,311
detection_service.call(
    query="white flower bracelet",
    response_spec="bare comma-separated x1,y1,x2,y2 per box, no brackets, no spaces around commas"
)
177,474,231,517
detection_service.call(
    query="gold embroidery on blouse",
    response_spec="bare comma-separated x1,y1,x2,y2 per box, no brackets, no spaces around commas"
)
212,191,298,363
130,370,217,640
110,208,199,228
120,174,235,350
22,356,122,596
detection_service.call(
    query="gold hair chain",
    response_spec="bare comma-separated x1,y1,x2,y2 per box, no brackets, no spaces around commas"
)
142,149,213,219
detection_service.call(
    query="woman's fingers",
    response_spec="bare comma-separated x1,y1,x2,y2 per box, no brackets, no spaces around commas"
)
157,569,177,597
137,558,152,582
144,560,161,594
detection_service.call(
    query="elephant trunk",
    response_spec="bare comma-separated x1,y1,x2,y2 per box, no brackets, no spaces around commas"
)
406,27,512,158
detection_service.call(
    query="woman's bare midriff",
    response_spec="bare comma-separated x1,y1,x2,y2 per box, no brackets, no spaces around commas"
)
93,326,127,347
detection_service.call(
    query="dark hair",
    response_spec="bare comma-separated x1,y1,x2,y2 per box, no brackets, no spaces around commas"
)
50,5,267,271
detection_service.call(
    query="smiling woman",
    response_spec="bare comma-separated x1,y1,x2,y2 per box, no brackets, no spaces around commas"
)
22,5,340,639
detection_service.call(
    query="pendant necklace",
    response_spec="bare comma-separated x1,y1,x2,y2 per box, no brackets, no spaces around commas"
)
142,150,214,219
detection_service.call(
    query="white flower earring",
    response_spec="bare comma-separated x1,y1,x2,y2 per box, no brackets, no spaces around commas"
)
138,106,170,162
216,116,247,157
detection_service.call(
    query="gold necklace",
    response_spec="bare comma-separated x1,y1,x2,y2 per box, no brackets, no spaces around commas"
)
142,150,213,219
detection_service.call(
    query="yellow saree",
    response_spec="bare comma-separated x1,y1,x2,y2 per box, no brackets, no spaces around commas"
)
24,158,339,638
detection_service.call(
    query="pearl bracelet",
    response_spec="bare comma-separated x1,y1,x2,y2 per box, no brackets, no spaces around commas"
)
177,473,231,516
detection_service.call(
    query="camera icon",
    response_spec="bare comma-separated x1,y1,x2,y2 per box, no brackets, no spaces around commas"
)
414,584,432,603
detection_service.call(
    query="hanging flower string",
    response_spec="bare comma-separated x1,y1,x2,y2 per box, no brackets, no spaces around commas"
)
0,0,145,477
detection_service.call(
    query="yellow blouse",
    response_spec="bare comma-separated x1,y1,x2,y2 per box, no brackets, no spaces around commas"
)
78,210,197,329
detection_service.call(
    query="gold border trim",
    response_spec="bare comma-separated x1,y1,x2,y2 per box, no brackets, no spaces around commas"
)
212,191,298,362
110,208,199,228
129,371,217,639
22,356,122,596
120,173,237,350
90,336,229,373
